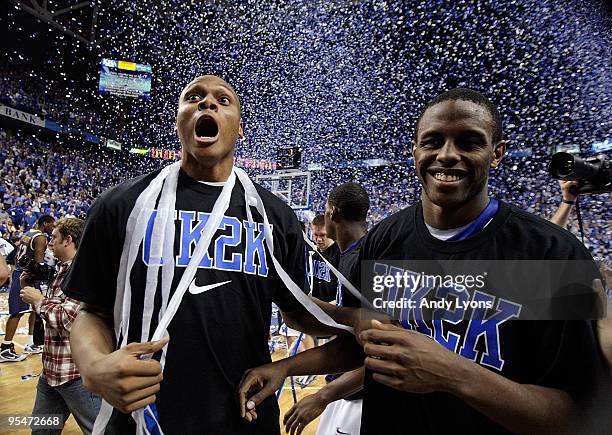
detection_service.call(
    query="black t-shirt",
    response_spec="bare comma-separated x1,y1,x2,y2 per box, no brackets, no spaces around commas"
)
334,236,365,401
337,238,364,309
311,243,340,302
348,200,607,434
63,169,307,435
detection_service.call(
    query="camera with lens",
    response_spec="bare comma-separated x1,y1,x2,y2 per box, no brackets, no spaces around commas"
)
17,255,55,284
549,153,612,194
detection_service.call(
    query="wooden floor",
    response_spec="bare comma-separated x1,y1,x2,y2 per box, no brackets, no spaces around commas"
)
0,295,323,434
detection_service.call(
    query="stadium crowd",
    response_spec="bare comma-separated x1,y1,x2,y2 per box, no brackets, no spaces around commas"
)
0,129,163,247
0,126,609,261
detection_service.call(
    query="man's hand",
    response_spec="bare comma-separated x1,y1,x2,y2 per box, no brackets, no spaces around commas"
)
360,320,464,394
550,180,580,227
80,338,168,413
237,361,288,422
283,393,327,435
559,180,579,202
353,309,395,346
20,286,43,305
19,271,33,287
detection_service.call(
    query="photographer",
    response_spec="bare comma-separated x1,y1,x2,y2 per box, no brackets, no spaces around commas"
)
550,180,579,228
20,218,101,434
548,181,612,367
0,215,54,362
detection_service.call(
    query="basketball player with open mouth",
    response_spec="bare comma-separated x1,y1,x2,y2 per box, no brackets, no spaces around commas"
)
65,75,349,434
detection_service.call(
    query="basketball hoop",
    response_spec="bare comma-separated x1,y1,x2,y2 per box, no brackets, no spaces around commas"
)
256,170,311,210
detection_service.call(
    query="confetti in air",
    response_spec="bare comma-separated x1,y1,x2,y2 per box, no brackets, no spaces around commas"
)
0,0,609,257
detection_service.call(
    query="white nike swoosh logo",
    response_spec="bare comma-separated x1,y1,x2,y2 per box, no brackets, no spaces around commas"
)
188,279,231,295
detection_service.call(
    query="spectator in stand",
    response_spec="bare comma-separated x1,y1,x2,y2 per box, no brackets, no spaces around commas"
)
0,203,9,223
8,201,24,226
0,128,166,244
23,210,37,229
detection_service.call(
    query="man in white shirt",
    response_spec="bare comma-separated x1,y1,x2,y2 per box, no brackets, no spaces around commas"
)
0,236,13,286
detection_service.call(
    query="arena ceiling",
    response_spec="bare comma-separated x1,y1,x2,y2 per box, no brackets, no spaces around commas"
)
2,0,610,165
7,0,125,48
5,0,229,55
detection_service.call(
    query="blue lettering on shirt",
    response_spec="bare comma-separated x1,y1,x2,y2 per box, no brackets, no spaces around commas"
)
373,264,522,372
142,210,269,278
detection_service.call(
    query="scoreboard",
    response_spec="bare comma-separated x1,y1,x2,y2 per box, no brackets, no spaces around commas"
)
99,58,152,99
276,146,301,170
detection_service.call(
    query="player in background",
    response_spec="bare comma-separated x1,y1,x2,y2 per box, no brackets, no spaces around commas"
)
277,215,340,388
285,183,369,435
1,215,54,362
310,214,340,303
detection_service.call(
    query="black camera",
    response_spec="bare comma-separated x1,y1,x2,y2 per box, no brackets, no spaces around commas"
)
549,152,612,194
17,256,55,283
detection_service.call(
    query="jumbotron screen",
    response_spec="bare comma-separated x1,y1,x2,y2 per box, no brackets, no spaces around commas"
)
99,58,152,99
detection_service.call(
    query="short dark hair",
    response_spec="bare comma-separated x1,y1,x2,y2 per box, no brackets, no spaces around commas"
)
311,215,325,227
415,88,503,143
328,183,370,222
37,215,55,227
55,218,85,249
181,75,241,112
